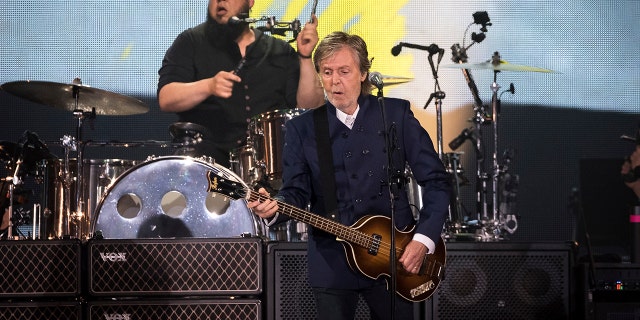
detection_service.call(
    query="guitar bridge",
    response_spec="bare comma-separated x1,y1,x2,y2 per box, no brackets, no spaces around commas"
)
368,234,381,255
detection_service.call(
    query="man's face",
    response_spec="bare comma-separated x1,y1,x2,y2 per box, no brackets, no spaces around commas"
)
208,0,253,24
319,47,366,113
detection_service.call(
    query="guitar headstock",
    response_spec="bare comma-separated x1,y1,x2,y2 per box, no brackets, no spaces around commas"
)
207,171,247,200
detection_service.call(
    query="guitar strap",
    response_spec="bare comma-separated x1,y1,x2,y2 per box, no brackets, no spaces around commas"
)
313,105,340,221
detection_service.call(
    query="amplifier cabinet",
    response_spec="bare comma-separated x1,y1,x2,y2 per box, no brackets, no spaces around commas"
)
425,242,573,320
0,240,81,298
87,298,261,320
0,301,82,320
87,237,263,297
265,241,375,320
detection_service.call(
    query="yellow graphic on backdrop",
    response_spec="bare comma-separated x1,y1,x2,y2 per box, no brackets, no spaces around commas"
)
252,0,412,82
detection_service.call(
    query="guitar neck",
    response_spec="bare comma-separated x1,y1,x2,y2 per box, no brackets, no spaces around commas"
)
247,190,369,247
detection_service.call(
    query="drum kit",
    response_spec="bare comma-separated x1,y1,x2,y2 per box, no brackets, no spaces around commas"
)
0,79,272,241
0,48,553,243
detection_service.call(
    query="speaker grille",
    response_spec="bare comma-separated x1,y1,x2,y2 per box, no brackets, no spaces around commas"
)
0,240,81,298
88,299,261,320
430,243,571,320
88,238,262,296
0,301,81,320
267,242,371,320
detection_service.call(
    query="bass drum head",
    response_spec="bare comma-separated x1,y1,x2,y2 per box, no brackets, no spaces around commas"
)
92,156,265,239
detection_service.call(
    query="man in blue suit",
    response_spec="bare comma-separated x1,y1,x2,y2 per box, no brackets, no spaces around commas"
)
249,31,450,320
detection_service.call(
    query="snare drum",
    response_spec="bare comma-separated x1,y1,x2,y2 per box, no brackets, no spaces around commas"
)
250,109,302,183
92,156,265,239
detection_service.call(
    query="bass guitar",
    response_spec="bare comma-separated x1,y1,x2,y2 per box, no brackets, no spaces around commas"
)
207,171,446,302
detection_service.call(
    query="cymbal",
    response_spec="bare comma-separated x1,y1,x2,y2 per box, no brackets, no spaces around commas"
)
0,80,149,115
442,60,556,73
380,74,413,86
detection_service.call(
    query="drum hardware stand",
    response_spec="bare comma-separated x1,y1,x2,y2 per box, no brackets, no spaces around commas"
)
451,42,492,238
445,12,494,239
64,77,96,239
475,51,519,241
3,159,21,239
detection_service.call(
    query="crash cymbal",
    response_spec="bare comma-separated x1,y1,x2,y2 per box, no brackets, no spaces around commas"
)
442,60,556,73
0,80,149,115
380,74,414,86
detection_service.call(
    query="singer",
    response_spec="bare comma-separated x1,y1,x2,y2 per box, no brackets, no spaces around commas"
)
248,31,450,319
158,0,325,167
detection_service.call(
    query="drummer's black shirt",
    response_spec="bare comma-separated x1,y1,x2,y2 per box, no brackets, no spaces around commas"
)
158,19,300,167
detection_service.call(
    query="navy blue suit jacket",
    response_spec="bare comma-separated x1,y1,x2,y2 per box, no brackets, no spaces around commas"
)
275,94,451,289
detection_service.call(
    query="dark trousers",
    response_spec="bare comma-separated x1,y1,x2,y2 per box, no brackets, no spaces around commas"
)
313,284,415,320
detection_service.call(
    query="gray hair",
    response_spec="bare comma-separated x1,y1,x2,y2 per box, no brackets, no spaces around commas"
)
313,31,373,95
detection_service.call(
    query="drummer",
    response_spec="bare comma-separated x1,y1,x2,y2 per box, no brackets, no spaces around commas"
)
158,0,325,168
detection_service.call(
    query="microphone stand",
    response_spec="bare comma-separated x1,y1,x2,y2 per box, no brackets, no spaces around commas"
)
424,49,462,233
423,50,446,160
376,84,399,320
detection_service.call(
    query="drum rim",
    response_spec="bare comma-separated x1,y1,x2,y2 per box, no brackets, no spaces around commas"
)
251,108,303,120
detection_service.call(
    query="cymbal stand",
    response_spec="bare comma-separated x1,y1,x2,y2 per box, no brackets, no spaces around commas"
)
4,159,22,239
482,52,504,241
67,78,95,239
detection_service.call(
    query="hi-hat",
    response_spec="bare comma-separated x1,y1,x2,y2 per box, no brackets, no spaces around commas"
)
442,60,556,73
1,80,149,115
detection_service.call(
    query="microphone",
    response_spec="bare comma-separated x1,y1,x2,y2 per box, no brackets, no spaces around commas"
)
426,43,440,55
229,13,256,25
390,42,432,56
448,127,475,150
391,44,403,56
369,71,384,90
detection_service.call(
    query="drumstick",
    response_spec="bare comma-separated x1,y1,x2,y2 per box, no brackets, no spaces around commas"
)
310,0,318,23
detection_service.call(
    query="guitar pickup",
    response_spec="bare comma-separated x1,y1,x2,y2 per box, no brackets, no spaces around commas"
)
368,234,382,255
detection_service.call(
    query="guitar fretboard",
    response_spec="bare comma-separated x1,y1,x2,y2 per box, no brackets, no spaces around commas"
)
248,191,390,253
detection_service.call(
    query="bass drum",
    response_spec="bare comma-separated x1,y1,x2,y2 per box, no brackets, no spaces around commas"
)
92,156,265,239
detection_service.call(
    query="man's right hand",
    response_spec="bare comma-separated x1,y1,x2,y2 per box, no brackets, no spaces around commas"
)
209,71,242,98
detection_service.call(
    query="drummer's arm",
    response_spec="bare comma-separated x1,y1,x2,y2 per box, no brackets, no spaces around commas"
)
158,72,241,113
296,58,324,109
295,15,324,110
